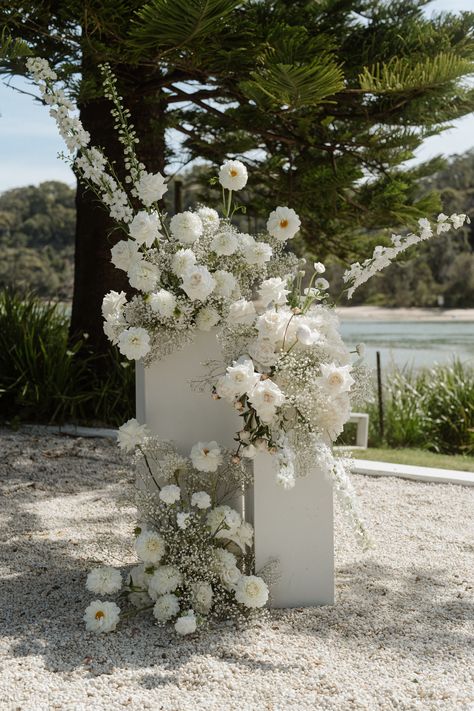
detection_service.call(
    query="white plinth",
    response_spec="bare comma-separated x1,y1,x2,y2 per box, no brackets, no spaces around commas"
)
253,452,334,608
136,331,240,454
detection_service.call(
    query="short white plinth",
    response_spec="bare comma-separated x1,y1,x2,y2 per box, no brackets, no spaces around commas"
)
136,331,240,454
253,452,334,608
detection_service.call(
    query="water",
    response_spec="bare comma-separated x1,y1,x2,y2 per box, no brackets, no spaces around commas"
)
340,320,474,371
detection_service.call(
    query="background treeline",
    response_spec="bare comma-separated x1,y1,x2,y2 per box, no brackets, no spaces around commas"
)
1,149,473,306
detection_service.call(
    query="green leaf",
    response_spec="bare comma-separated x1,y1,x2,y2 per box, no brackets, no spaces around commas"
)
359,52,474,94
131,0,240,51
0,28,31,59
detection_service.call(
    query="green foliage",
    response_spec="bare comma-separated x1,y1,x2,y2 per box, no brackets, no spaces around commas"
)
0,27,30,58
0,289,134,426
365,361,474,455
0,182,76,298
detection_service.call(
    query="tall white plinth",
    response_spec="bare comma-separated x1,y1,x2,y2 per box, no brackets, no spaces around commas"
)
253,451,334,608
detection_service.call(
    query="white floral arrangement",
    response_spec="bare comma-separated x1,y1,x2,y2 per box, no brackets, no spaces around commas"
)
84,421,268,636
28,57,470,634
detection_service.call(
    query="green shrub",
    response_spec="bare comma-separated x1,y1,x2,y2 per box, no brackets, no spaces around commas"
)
0,288,134,426
365,361,474,455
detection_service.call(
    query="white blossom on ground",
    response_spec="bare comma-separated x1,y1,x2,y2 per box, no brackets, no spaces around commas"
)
84,600,120,633
190,441,223,472
86,567,122,595
117,418,150,452
174,609,197,636
153,594,180,622
148,566,183,597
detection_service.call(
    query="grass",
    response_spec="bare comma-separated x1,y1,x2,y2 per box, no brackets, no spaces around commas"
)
353,447,474,472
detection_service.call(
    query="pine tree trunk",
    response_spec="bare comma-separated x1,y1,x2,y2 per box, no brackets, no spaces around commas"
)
69,68,166,354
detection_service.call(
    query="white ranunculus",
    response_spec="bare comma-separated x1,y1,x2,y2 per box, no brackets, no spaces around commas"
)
235,575,269,608
117,418,150,452
148,565,183,597
258,277,290,307
218,159,248,191
222,357,259,397
213,270,237,298
314,277,329,291
266,206,301,241
117,327,151,360
211,230,238,256
153,593,180,622
190,491,211,509
192,582,213,614
215,375,238,402
248,338,278,368
135,171,167,207
317,363,355,394
102,290,127,318
149,289,177,319
159,484,181,505
86,566,122,595
242,239,272,266
190,441,223,472
174,610,197,636
314,261,326,274
181,265,215,301
127,260,160,292
248,379,285,423
197,206,220,233
227,298,257,325
135,530,166,564
110,239,140,272
170,211,203,244
171,248,197,277
195,306,220,331
84,600,120,633
129,210,161,247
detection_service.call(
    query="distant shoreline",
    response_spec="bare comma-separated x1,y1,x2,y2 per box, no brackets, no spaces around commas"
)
336,306,474,322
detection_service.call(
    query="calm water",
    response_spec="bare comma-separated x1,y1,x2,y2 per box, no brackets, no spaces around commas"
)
340,320,474,370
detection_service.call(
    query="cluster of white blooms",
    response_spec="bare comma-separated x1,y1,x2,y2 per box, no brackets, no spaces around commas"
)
83,432,268,636
343,213,470,298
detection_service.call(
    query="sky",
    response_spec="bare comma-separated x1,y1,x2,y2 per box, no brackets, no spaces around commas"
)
1,0,474,193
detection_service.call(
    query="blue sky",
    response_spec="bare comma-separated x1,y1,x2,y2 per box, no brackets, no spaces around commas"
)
1,0,473,193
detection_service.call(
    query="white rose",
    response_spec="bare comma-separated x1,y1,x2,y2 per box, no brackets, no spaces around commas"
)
195,306,220,331
221,356,259,397
211,230,238,256
317,363,354,394
84,600,120,633
256,310,287,342
248,379,285,423
170,211,203,244
159,484,181,505
181,265,215,301
266,206,301,241
102,290,127,318
149,289,177,318
127,260,160,292
218,159,248,191
171,248,197,277
227,298,257,325
248,338,278,367
129,210,161,247
197,206,220,233
213,270,237,298
235,575,269,608
117,417,150,452
174,610,197,636
117,327,151,360
258,277,290,307
190,441,222,472
110,239,140,272
296,324,319,346
135,171,167,207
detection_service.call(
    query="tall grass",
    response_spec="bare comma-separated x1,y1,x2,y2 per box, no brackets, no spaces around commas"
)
0,288,134,426
366,361,474,455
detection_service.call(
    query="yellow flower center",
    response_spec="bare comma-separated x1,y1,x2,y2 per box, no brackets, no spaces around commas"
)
230,169,238,177
203,448,210,455
280,219,289,228
95,610,105,620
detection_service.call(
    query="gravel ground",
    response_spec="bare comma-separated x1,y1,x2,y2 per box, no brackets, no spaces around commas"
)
0,428,473,711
